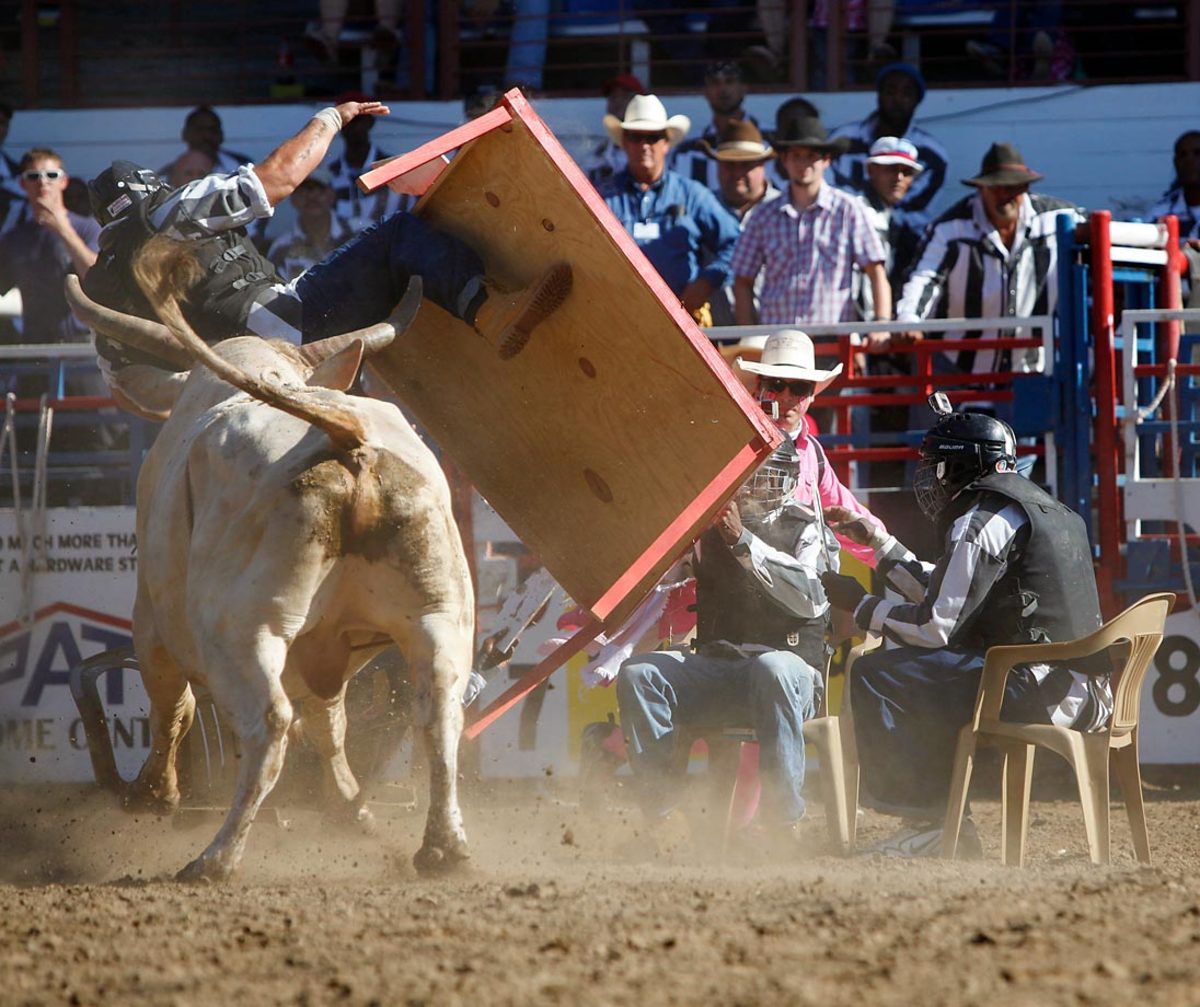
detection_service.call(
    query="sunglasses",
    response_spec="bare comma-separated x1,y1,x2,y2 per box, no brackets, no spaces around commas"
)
23,169,63,182
625,131,668,145
763,377,816,398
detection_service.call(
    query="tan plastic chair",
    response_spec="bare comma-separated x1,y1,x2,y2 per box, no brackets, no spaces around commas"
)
837,634,882,852
942,592,1175,866
719,650,860,855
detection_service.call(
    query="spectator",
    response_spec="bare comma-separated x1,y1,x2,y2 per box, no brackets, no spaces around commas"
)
583,73,644,187
266,167,354,282
0,148,99,344
1146,130,1200,244
82,98,572,371
165,148,216,190
702,119,780,326
820,403,1108,858
829,63,948,218
161,105,252,177
855,136,928,490
730,112,892,347
304,0,400,63
854,135,927,321
598,94,740,324
324,89,409,234
0,147,113,477
673,59,759,193
896,142,1083,382
616,437,831,856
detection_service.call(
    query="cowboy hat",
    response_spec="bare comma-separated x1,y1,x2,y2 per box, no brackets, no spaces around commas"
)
867,135,925,174
718,334,768,364
700,119,774,162
772,114,849,155
962,142,1043,187
735,329,843,393
603,93,691,147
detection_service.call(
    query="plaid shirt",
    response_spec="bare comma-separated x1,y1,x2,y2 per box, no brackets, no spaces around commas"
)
731,183,886,324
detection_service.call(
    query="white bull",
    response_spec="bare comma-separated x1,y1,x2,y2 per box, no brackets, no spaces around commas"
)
66,244,473,882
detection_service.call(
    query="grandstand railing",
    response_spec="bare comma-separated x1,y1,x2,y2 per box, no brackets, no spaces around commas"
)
9,0,1200,107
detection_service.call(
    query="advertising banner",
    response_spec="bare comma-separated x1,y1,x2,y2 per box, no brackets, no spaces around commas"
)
0,507,146,783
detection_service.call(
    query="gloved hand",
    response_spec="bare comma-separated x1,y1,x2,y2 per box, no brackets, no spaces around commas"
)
820,571,867,612
824,506,888,549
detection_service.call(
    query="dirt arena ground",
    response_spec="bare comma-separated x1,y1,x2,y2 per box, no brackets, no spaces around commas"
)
1,765,1198,1007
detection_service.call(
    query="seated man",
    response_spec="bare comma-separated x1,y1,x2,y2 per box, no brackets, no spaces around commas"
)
615,437,836,853
83,97,570,373
820,399,1110,858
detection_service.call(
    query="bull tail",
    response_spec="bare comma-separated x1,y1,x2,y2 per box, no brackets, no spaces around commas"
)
132,236,366,451
68,647,139,798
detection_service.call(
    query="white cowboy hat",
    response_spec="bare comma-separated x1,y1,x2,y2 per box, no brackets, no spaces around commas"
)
603,93,691,147
735,329,843,393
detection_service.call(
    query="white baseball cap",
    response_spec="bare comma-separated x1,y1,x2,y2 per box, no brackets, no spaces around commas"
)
867,136,924,173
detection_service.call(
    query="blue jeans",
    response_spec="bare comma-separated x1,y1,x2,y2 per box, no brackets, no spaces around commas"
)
294,212,484,342
616,647,820,824
852,645,1055,818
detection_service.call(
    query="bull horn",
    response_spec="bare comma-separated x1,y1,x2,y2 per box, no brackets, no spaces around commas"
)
64,274,192,370
299,275,423,366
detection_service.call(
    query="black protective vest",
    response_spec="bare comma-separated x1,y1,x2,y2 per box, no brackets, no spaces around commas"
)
693,510,829,668
952,471,1103,651
84,191,278,355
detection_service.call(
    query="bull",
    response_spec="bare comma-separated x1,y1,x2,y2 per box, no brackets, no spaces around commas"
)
65,239,474,882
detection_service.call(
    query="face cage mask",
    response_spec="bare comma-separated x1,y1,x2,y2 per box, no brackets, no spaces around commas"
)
738,457,798,517
913,455,952,521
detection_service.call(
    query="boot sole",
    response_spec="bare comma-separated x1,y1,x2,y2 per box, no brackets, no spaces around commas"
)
498,261,573,360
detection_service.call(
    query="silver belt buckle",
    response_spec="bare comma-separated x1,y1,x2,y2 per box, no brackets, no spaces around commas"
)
787,631,800,647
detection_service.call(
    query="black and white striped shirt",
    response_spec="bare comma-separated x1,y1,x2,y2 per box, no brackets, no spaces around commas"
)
896,191,1083,374
854,494,1112,732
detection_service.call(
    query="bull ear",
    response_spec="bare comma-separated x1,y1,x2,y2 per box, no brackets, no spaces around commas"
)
109,364,189,421
307,340,364,392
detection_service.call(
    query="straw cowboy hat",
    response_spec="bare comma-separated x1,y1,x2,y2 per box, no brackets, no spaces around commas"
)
603,93,691,147
700,119,774,162
962,142,1044,187
735,329,843,394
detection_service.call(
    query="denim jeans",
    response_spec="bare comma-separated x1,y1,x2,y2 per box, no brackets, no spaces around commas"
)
294,211,484,342
852,644,1054,818
615,647,819,824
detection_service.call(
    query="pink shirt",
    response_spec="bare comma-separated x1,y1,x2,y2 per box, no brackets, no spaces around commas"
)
794,425,882,568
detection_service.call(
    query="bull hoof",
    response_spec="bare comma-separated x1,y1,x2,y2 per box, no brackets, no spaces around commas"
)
122,786,180,818
175,856,233,884
413,843,471,876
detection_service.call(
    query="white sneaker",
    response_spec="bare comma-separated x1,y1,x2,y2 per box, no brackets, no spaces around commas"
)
863,817,982,860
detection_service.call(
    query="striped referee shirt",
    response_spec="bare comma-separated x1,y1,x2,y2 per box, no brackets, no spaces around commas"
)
854,494,1112,732
896,191,1083,374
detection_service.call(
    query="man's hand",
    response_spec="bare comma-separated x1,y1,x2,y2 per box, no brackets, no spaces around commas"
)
31,195,70,237
681,277,714,314
716,500,743,545
824,506,886,548
335,99,391,128
820,571,866,611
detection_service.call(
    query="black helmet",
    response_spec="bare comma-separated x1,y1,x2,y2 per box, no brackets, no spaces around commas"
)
88,160,167,226
738,438,800,517
914,411,1017,520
